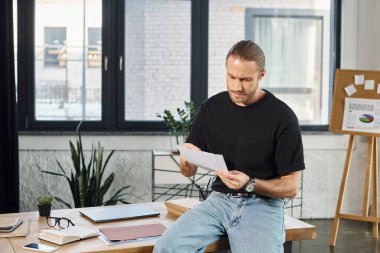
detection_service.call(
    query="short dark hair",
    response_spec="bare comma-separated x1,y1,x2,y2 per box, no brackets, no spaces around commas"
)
226,40,265,70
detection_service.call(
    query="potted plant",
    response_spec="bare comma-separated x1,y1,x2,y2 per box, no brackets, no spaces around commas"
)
157,100,196,153
37,195,53,217
41,123,130,208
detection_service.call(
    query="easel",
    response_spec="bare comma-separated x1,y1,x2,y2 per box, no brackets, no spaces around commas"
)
329,134,378,246
329,69,380,246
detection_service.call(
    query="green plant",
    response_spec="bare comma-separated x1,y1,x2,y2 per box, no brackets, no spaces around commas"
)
42,124,130,208
156,100,196,145
38,196,53,205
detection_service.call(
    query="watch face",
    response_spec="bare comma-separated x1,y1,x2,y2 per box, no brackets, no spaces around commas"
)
245,182,254,192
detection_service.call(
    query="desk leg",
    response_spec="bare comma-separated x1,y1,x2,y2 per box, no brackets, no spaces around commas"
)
284,241,292,253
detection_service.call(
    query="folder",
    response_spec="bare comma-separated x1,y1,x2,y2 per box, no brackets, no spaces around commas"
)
100,223,166,242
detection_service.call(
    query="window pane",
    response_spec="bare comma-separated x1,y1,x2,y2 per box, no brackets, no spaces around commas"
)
124,0,191,121
253,16,323,124
35,0,102,121
208,0,333,125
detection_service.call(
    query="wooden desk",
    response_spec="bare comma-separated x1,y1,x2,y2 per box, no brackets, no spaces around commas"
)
0,202,316,253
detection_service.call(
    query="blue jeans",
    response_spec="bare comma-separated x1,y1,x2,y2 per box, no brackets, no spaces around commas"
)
153,191,285,253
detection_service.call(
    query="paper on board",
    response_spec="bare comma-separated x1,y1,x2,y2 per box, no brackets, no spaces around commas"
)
354,74,365,85
344,84,357,96
364,80,375,90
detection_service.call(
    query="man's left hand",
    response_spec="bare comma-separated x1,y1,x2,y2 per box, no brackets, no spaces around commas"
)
215,170,250,190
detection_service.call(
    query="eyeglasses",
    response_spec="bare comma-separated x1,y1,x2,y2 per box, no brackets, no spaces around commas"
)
46,216,75,229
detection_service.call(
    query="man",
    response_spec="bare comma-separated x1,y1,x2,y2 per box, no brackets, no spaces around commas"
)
153,40,305,253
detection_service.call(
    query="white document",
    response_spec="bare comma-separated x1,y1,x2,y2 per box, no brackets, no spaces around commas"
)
342,97,380,133
364,80,375,90
354,74,365,85
344,84,357,96
177,145,228,172
377,83,380,94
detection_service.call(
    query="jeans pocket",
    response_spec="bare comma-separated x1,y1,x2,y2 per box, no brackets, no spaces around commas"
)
259,198,285,208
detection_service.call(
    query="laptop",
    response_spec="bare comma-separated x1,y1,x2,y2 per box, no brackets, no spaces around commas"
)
79,205,160,223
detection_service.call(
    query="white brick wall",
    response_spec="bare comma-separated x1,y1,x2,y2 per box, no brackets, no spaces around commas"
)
124,0,191,120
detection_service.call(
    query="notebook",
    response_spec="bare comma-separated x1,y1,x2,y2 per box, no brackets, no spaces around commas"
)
100,223,166,241
79,205,160,223
39,226,98,245
0,217,23,233
0,217,28,238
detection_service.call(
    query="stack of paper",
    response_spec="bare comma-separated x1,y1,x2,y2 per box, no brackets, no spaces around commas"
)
165,198,200,216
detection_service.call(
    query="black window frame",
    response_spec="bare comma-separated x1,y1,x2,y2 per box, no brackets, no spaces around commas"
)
16,0,339,132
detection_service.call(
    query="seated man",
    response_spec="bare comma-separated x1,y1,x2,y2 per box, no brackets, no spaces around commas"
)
153,40,305,253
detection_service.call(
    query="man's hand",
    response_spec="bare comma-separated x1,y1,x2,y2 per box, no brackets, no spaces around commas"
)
215,169,302,198
215,170,250,190
179,143,200,177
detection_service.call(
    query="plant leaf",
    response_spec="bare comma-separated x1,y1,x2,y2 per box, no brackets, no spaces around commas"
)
100,150,115,180
54,196,72,209
41,170,68,178
97,173,114,199
70,140,80,176
55,160,68,176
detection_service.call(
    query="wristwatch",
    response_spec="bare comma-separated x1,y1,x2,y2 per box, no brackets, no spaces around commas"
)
245,178,256,193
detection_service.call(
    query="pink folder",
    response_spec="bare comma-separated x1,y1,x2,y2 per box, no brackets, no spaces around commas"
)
100,223,166,241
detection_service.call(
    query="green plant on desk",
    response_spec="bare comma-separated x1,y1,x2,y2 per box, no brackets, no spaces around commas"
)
42,124,130,208
37,195,53,217
37,196,53,205
156,100,196,147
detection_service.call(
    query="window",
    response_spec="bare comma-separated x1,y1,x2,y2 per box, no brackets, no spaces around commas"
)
247,9,331,125
16,0,338,131
123,0,191,121
34,0,102,121
87,28,101,68
43,27,66,67
208,0,337,128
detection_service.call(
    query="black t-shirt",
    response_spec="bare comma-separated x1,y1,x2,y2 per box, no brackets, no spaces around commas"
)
187,90,305,193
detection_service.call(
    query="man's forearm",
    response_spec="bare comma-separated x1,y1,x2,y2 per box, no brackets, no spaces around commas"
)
254,171,301,198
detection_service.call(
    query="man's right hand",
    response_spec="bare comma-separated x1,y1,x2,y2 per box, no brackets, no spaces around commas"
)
179,143,200,177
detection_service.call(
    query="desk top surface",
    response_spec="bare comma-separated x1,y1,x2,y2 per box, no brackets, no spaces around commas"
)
0,201,316,253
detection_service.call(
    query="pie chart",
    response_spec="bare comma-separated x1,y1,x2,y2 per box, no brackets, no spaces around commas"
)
359,114,374,123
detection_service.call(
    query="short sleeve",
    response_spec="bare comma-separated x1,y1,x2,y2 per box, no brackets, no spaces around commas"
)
186,105,207,151
275,120,305,175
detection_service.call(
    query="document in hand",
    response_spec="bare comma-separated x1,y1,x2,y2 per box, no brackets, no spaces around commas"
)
100,223,166,242
0,217,23,233
177,145,228,172
39,226,99,245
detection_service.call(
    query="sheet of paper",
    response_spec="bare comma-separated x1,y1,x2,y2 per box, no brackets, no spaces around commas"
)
342,97,380,133
177,145,228,172
354,74,364,85
344,84,357,96
377,83,380,94
364,80,375,90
